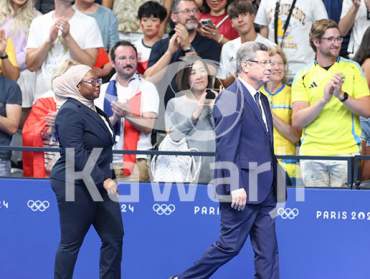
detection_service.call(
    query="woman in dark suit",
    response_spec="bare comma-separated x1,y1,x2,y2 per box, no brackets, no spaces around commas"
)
50,61,123,279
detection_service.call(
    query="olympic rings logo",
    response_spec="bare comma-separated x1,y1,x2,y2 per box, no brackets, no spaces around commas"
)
152,203,176,216
277,207,299,220
27,200,50,212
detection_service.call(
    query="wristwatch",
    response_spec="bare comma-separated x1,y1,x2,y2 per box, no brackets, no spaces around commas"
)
0,53,8,60
339,92,349,103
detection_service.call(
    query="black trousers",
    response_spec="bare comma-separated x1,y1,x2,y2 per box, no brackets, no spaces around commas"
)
51,179,124,279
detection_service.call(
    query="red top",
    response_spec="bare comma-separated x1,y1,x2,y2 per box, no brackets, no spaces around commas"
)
199,12,239,40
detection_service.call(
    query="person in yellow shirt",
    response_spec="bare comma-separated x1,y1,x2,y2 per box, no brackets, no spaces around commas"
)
261,47,300,185
0,29,19,80
292,19,370,187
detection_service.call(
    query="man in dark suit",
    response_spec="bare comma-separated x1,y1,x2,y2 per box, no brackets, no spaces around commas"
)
171,42,280,279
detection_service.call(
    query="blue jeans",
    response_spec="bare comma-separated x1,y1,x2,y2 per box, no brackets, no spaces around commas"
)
360,117,370,146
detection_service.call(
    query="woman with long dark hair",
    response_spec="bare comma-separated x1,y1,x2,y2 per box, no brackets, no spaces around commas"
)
353,26,370,181
165,58,217,183
353,26,370,86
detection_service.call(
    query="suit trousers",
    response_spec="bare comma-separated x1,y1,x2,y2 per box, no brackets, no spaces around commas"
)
179,190,279,279
51,179,124,279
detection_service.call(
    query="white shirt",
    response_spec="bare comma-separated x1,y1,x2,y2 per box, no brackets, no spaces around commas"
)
133,36,152,66
217,34,275,79
238,77,268,131
96,74,160,161
27,10,103,100
341,0,370,56
255,0,327,80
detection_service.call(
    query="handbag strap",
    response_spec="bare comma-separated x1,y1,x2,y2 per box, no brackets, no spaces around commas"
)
274,0,298,46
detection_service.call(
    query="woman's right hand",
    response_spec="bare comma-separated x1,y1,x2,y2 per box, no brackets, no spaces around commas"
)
200,90,217,107
192,90,215,121
103,178,118,194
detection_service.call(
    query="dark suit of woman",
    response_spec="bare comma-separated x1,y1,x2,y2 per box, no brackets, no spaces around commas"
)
51,98,124,279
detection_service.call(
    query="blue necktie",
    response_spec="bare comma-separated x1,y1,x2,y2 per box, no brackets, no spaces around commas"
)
254,92,263,116
254,92,268,131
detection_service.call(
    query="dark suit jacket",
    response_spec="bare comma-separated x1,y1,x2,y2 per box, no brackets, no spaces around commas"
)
213,80,277,204
51,98,115,187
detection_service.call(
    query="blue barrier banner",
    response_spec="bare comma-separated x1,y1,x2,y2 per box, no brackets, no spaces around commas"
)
0,179,370,278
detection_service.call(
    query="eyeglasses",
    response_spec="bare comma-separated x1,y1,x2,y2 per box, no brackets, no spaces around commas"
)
321,36,343,43
270,61,285,67
80,78,103,86
175,8,199,14
247,60,273,66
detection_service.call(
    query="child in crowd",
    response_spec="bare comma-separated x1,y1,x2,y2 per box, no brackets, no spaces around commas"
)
133,1,167,74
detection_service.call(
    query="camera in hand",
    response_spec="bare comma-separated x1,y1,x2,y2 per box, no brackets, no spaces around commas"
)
200,19,215,28
205,89,216,99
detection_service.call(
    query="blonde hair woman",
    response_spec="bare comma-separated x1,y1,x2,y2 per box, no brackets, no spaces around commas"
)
0,0,39,69
260,46,301,185
0,0,40,119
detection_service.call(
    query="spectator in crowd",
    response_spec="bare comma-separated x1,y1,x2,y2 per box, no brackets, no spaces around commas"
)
292,19,370,187
26,0,103,103
74,0,119,52
0,0,40,119
198,0,238,45
22,90,58,178
74,0,119,80
22,60,86,178
0,73,21,176
50,62,123,279
0,23,20,172
260,47,300,184
133,1,168,74
323,0,344,23
322,0,350,57
217,0,274,87
0,29,19,80
255,0,328,82
353,26,370,181
95,40,159,181
102,0,171,42
354,26,370,87
339,0,370,57
165,58,216,183
145,0,221,105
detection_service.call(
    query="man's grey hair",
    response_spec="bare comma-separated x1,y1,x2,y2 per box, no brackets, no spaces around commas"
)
236,42,269,74
171,0,196,12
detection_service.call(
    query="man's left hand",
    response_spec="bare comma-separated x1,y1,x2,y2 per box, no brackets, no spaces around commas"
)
175,24,190,49
331,73,345,98
231,188,247,211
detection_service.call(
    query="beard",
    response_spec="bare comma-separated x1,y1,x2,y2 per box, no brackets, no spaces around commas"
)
184,19,199,31
321,47,340,59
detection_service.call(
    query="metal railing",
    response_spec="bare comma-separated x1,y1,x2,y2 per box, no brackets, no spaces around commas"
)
1,145,369,188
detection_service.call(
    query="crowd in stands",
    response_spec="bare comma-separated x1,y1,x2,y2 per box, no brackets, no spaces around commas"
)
0,0,369,187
